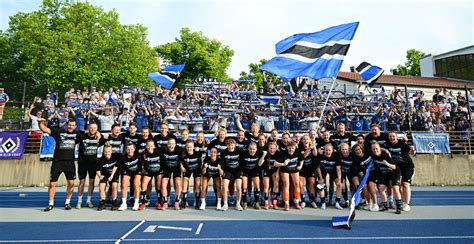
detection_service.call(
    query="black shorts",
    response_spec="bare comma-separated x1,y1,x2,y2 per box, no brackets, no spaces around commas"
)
204,171,220,179
122,169,140,177
400,166,415,184
243,168,260,178
184,169,202,178
223,168,242,180
262,167,278,177
142,169,161,177
367,170,379,184
99,171,120,184
300,165,316,178
342,170,358,181
50,160,76,182
78,161,96,180
162,167,182,179
378,168,402,186
320,169,338,182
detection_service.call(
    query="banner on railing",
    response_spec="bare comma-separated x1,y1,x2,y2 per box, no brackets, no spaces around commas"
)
0,132,27,160
412,132,450,154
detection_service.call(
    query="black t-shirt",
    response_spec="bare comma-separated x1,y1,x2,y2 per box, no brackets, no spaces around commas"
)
387,140,414,168
137,135,153,153
203,157,222,176
330,132,355,148
316,138,337,151
176,137,189,151
372,151,396,174
277,140,288,153
234,138,249,151
122,132,140,147
316,152,341,173
353,154,373,173
97,155,121,175
153,133,177,150
208,139,228,157
364,132,389,151
257,143,268,154
181,152,202,172
106,134,125,157
340,153,355,174
300,147,316,168
162,148,181,168
281,150,303,171
77,132,106,161
245,131,259,144
221,149,242,170
142,150,161,173
194,140,208,154
240,150,263,171
121,153,140,173
50,128,78,161
264,151,282,172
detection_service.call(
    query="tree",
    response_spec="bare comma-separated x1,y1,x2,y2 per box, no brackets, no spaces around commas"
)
239,59,282,89
395,49,425,76
2,0,157,100
155,27,234,86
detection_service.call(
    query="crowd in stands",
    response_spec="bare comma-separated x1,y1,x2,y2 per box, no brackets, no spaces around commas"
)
25,80,472,135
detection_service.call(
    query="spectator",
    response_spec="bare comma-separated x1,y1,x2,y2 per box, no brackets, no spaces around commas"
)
0,88,10,120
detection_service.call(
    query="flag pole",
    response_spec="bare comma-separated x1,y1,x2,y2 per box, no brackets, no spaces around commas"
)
316,77,336,130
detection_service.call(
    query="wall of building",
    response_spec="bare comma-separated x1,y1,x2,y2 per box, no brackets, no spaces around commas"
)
420,54,435,77
0,154,472,186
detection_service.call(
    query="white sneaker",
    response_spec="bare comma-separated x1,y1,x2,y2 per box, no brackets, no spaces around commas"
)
86,202,94,208
310,202,317,208
320,203,326,209
363,203,371,210
222,203,228,211
301,202,306,209
199,202,206,210
76,202,82,209
216,203,222,211
132,202,139,211
118,203,127,211
236,204,243,211
335,202,343,210
370,204,379,212
403,204,411,211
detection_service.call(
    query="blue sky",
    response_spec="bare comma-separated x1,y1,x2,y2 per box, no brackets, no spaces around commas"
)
1,0,472,79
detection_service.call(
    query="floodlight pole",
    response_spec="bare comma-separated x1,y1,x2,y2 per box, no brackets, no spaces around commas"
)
316,77,336,130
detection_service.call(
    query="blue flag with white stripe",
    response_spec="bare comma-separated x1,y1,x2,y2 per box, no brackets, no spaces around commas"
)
148,63,185,89
261,22,359,80
332,160,373,229
356,61,384,87
260,95,280,105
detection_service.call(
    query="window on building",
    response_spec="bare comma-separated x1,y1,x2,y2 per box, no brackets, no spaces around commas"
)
435,54,474,81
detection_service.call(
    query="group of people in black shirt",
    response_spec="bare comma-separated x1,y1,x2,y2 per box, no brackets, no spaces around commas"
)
40,118,415,214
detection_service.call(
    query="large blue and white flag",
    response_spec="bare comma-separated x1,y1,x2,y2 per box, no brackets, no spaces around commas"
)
148,63,186,90
356,61,384,87
332,160,373,229
261,22,359,80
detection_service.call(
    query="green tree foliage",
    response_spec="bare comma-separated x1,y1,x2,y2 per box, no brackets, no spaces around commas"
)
395,49,425,76
155,27,234,86
1,0,157,100
239,59,281,89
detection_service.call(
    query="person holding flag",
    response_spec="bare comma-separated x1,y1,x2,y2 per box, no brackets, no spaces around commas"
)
40,119,79,212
